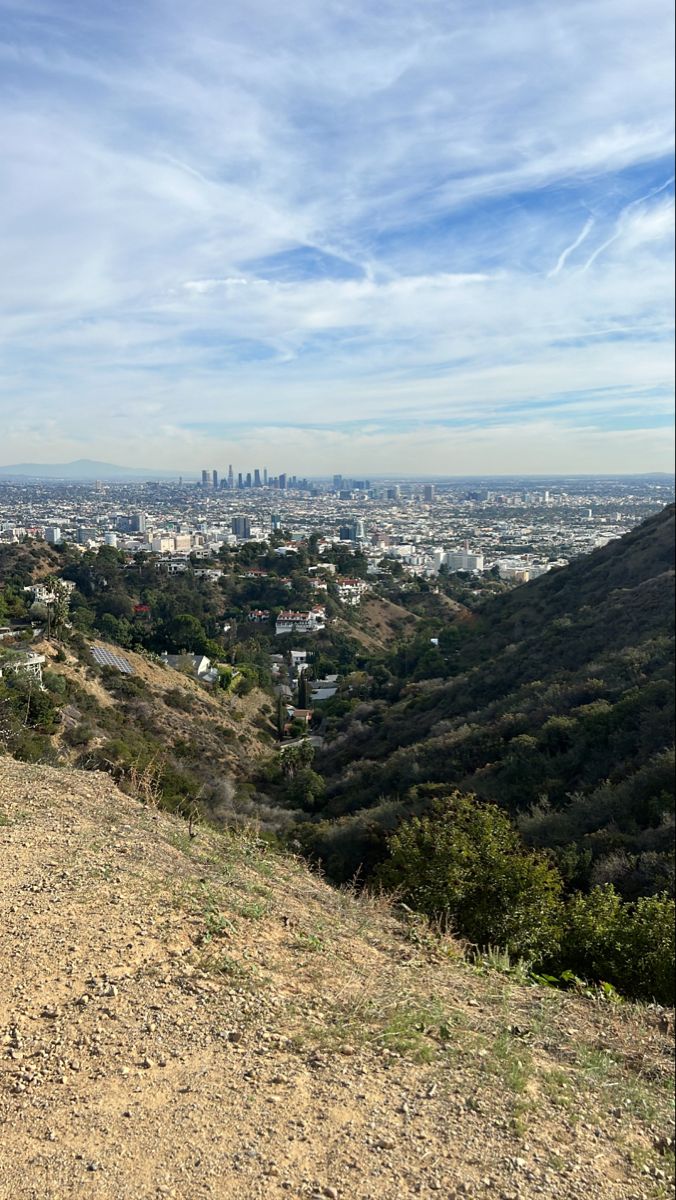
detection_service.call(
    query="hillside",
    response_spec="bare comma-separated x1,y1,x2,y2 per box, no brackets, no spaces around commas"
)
0,758,673,1200
308,506,675,891
1,632,279,829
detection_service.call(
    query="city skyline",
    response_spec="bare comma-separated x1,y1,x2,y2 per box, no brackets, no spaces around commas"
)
1,1,674,472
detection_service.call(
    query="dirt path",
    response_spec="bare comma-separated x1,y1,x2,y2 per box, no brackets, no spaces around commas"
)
0,759,673,1200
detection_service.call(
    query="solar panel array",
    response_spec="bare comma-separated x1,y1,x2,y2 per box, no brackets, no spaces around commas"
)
91,646,134,674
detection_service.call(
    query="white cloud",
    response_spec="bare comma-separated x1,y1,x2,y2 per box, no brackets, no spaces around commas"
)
0,0,673,470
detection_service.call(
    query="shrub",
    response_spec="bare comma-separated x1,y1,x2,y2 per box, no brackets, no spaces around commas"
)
164,688,193,712
63,722,95,748
377,790,564,961
42,670,68,697
559,885,675,1004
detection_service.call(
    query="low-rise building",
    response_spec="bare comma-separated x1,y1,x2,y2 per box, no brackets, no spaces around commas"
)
275,608,326,636
336,577,368,605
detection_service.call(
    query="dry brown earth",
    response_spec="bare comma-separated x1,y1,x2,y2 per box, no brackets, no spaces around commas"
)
0,758,673,1200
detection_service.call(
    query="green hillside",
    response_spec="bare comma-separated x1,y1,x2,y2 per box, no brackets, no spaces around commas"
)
306,505,675,898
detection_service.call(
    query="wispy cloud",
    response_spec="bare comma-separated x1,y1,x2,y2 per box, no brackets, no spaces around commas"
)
548,218,595,277
0,0,673,471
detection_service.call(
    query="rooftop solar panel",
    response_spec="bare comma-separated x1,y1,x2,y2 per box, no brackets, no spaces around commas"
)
91,646,134,674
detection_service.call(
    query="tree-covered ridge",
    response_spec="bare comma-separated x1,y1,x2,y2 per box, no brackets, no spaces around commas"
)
305,505,675,899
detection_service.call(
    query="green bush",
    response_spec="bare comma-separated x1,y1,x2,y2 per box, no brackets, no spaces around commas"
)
63,722,95,748
559,885,675,1004
42,670,68,696
377,790,564,961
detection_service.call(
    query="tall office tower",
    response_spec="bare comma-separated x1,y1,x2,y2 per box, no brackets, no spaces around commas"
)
339,519,364,543
201,469,209,488
245,472,252,488
231,516,252,539
263,467,268,486
279,473,287,490
212,470,219,489
227,464,234,490
130,513,146,533
254,468,261,488
271,513,282,530
423,484,435,502
333,474,343,490
387,485,400,500
237,473,243,489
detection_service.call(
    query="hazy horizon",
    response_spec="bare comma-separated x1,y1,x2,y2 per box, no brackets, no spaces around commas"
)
1,1,674,473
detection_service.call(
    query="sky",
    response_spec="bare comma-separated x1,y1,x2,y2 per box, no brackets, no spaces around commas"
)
0,0,674,475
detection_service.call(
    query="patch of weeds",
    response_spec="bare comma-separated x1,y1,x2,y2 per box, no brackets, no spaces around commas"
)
235,900,269,921
473,945,533,984
194,885,237,945
167,829,195,855
249,882,273,899
199,951,252,984
293,931,325,953
487,1029,533,1094
510,1097,534,1138
375,1003,449,1063
0,810,11,826
304,993,458,1065
542,1067,577,1112
575,1045,618,1082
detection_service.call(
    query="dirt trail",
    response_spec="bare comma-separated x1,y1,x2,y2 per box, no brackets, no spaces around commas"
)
0,759,673,1200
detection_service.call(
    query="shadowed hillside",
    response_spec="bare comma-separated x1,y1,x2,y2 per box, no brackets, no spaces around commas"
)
307,506,675,893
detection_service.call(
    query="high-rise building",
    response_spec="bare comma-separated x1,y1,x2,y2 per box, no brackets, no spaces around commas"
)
212,470,219,489
245,472,252,488
333,474,343,490
254,468,261,488
263,467,268,486
237,473,243,489
271,513,282,530
44,526,62,545
423,484,435,503
201,469,209,488
227,464,234,490
231,517,252,539
339,519,365,544
279,473,287,490
387,485,400,501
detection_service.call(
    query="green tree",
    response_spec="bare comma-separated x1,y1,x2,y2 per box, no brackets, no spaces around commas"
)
297,670,311,709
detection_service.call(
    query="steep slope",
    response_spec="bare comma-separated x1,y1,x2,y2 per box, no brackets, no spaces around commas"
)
0,759,673,1200
311,506,675,886
2,633,279,828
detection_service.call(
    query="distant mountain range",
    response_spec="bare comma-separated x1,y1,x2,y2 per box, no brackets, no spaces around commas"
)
0,459,189,480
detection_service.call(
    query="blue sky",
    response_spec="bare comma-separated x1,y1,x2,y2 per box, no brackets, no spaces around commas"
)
0,0,674,473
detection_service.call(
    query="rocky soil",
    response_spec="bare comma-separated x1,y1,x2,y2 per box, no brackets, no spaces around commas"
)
0,758,673,1200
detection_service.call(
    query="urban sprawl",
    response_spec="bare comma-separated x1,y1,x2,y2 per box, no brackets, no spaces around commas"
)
1,472,672,591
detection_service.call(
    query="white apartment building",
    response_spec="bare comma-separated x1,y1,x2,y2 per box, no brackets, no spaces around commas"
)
444,550,485,574
275,608,326,636
336,577,368,606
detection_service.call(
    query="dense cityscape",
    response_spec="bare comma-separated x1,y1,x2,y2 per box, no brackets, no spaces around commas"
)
1,471,672,587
